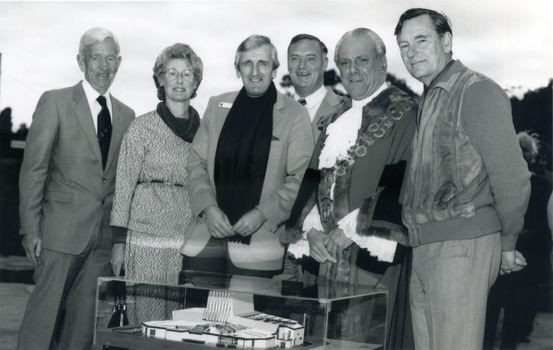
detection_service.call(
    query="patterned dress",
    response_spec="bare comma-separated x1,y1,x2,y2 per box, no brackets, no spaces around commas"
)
111,110,193,323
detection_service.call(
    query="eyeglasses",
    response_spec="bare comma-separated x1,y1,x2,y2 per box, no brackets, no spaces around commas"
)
164,68,195,82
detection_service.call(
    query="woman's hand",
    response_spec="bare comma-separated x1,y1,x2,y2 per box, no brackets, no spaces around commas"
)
110,243,125,276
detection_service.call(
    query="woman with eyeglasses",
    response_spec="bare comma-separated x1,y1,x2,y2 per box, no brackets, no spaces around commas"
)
109,43,203,323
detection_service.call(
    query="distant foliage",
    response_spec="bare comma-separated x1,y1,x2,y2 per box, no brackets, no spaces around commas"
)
386,73,418,97
0,108,12,134
279,74,293,89
511,79,552,156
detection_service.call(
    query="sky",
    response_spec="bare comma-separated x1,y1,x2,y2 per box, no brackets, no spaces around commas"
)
1,0,552,131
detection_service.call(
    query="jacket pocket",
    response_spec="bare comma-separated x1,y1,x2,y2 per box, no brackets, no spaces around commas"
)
44,190,73,202
434,182,458,210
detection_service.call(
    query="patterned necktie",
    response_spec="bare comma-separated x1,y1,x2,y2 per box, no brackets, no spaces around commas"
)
298,98,307,106
96,95,112,169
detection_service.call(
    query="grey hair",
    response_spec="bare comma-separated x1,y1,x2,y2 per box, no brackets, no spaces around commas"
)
152,43,203,100
79,27,120,56
234,35,279,72
334,28,386,64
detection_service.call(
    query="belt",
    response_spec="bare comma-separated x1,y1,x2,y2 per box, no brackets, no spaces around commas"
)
138,179,184,187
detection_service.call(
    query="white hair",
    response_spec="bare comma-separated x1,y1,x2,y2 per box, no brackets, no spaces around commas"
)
79,27,120,56
334,27,386,64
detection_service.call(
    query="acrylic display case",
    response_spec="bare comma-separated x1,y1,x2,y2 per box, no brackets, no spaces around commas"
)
94,270,388,350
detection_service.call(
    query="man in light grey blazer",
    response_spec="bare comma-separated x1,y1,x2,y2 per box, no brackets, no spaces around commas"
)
287,34,343,142
17,28,135,350
181,35,313,277
285,34,343,281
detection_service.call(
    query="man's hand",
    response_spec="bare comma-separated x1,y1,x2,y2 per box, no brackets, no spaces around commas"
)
233,209,266,237
323,228,354,261
500,249,527,275
307,229,337,264
110,243,125,276
22,232,42,266
204,205,234,238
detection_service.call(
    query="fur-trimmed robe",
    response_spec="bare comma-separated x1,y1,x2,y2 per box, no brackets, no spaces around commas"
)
282,86,416,281
282,86,417,350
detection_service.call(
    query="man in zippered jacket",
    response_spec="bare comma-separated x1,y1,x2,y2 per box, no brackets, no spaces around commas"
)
395,8,531,350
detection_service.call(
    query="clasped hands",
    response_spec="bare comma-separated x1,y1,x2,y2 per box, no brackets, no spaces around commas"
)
307,228,353,264
204,205,266,238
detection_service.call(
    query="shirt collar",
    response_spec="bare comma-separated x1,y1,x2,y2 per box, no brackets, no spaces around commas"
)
295,85,327,109
352,81,388,108
424,59,465,94
81,79,112,113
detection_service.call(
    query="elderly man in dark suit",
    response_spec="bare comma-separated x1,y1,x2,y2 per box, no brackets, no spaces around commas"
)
17,27,135,350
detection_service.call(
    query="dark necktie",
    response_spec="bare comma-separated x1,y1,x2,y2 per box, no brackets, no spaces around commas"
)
96,95,112,169
298,98,307,106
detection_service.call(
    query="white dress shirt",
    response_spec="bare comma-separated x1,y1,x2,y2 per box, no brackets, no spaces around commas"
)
81,80,113,133
294,85,328,122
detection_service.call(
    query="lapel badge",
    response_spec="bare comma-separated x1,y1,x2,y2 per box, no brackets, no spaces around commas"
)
219,102,233,109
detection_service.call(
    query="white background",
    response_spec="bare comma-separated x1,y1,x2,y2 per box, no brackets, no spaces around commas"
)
1,0,552,131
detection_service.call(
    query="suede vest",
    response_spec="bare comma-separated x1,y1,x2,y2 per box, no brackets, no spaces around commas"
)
402,66,502,247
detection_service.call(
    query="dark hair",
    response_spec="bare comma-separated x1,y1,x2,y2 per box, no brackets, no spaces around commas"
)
532,140,552,173
394,8,452,37
234,35,279,72
288,34,328,57
153,43,203,101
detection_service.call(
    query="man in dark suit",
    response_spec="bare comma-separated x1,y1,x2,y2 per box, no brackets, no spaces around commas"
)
17,27,135,350
287,34,342,142
284,34,343,281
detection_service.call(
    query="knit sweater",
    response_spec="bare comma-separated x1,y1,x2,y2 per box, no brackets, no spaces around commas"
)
110,110,193,240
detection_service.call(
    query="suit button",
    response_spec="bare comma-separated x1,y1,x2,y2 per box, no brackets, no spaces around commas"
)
102,178,106,183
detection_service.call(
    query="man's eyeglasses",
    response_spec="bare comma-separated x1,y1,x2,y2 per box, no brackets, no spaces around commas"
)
164,69,195,82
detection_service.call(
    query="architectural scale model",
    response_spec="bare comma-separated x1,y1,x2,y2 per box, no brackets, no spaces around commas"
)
141,291,305,348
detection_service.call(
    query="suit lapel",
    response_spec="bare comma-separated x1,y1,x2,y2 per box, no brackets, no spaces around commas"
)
73,83,103,167
214,93,236,132
312,88,341,141
272,92,285,129
314,88,340,125
207,95,235,182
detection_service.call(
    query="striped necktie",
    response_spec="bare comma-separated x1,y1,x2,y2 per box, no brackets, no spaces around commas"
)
96,95,112,169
